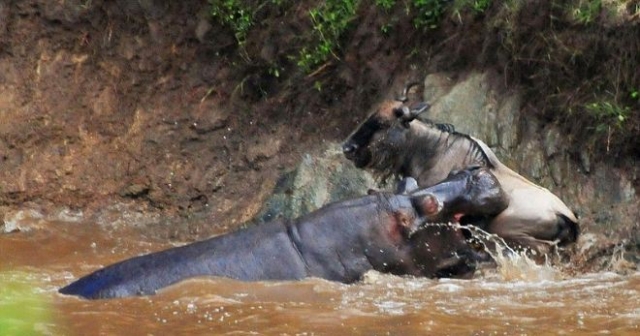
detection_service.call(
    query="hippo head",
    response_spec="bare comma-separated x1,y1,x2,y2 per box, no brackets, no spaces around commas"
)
400,166,508,278
409,166,509,225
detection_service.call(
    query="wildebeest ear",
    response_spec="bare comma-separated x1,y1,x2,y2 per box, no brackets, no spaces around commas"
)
367,188,380,195
410,102,431,117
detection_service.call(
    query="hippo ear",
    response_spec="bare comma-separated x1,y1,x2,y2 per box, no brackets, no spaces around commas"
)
367,188,380,195
393,209,419,235
395,177,419,194
411,193,443,218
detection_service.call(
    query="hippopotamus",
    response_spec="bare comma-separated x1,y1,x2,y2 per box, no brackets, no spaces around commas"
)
59,166,507,300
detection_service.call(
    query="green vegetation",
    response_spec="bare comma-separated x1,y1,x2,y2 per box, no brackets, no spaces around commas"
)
585,101,630,133
375,0,396,11
297,0,361,72
411,0,448,29
207,0,638,156
210,0,254,45
570,0,602,24
468,0,492,13
209,0,495,73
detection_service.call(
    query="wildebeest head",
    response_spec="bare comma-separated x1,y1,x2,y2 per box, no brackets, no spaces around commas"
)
342,82,429,172
343,82,487,186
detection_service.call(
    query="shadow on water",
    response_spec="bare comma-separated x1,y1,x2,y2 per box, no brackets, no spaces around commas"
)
0,215,638,335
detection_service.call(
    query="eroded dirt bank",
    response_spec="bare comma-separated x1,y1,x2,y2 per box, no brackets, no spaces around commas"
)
0,0,638,265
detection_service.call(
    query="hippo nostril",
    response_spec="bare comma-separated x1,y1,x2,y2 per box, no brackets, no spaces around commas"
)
342,143,358,154
434,250,477,279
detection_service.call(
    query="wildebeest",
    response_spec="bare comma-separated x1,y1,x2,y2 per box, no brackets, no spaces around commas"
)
342,83,579,253
59,167,507,299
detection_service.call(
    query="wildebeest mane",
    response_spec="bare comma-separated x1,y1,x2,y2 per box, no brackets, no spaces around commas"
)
367,117,492,184
417,116,493,165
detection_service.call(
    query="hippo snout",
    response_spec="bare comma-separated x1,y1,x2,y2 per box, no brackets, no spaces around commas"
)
434,248,480,279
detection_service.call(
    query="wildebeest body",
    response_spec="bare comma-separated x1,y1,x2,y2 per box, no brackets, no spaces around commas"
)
342,84,579,252
60,167,506,299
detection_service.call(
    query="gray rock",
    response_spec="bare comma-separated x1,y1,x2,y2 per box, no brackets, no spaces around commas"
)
420,71,638,247
249,144,378,225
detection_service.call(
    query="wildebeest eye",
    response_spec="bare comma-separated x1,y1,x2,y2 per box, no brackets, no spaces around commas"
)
394,106,413,121
393,107,406,118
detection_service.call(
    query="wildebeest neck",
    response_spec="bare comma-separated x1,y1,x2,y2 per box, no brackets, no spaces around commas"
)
370,121,490,186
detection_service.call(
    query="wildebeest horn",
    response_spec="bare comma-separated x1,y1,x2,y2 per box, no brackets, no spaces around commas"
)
394,103,431,126
411,102,431,116
395,81,421,103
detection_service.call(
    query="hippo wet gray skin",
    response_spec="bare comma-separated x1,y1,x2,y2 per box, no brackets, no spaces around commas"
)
343,82,579,253
59,167,507,299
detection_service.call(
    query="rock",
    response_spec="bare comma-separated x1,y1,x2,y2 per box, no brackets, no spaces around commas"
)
249,143,378,225
417,70,639,270
579,150,591,174
120,183,150,198
2,210,44,233
543,126,562,158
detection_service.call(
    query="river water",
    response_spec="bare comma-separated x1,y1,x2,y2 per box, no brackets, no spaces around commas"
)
1,213,638,335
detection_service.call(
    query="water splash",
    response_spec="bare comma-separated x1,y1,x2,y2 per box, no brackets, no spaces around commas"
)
423,222,561,282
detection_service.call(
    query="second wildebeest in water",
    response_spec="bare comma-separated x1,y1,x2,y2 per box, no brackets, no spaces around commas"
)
59,167,507,299
343,82,579,254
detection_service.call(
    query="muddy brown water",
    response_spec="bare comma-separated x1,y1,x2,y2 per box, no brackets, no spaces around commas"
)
1,214,638,335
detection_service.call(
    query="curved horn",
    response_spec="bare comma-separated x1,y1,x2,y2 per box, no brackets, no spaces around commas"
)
394,103,430,126
395,81,421,103
410,102,431,117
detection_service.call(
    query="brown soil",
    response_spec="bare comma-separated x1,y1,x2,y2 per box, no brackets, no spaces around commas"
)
0,1,419,240
0,1,638,243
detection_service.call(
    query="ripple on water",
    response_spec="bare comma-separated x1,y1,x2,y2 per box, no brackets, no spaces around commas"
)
2,218,639,335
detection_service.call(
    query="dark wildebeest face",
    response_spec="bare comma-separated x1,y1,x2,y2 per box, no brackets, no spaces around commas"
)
342,82,579,254
342,83,429,172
